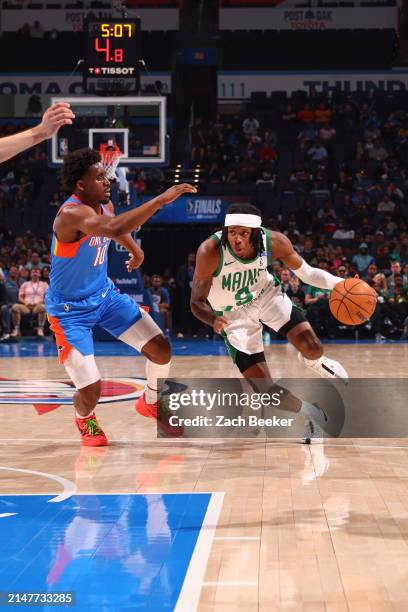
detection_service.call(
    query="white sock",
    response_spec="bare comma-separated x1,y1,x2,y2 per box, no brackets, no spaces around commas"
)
299,401,328,428
145,360,171,405
76,409,95,420
303,356,320,366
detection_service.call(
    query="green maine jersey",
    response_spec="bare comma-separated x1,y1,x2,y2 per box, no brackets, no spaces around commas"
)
207,227,274,313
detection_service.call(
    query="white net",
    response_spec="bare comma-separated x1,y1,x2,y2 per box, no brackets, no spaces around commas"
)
101,150,123,181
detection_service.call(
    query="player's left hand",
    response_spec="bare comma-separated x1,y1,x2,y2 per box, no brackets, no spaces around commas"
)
125,253,142,272
39,102,75,138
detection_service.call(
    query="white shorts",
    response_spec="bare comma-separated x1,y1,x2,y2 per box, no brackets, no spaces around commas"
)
64,309,162,390
222,280,293,355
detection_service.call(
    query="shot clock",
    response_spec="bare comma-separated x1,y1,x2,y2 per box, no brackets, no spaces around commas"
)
84,18,141,93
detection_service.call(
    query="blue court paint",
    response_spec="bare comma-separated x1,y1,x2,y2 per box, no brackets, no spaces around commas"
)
0,493,211,611
0,337,406,359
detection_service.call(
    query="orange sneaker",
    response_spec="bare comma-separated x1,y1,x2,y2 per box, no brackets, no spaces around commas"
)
136,392,157,418
135,392,183,437
75,413,108,446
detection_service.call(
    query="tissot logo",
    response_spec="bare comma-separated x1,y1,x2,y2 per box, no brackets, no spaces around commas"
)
0,377,145,408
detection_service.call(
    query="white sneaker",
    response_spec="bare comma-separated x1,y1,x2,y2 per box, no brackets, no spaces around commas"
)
298,353,349,384
302,419,324,444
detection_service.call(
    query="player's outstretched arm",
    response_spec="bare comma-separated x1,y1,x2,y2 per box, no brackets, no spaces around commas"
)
191,239,228,333
57,184,197,239
0,102,75,164
271,231,340,290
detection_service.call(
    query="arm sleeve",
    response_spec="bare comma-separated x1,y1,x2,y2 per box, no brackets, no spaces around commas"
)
291,259,339,291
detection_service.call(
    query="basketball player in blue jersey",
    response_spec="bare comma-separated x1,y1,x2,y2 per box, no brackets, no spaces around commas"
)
191,203,348,442
46,148,196,446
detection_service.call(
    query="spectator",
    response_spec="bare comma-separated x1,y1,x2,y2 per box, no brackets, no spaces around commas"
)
190,118,206,163
281,104,297,122
352,243,374,274
176,252,199,338
258,141,277,163
11,267,48,337
0,264,19,341
368,140,388,162
318,123,336,145
26,252,46,271
336,264,348,279
377,194,396,215
371,273,402,340
286,275,305,309
332,220,355,242
315,102,332,126
18,267,30,286
279,267,291,292
48,192,62,208
148,274,171,332
364,263,378,283
41,266,50,284
387,260,402,293
307,141,328,163
30,21,44,39
242,114,260,137
297,104,315,124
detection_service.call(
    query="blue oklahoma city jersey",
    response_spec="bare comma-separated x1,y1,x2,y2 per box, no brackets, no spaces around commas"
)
46,194,141,362
49,194,111,300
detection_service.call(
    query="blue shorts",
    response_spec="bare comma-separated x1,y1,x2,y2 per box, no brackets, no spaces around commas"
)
46,279,141,362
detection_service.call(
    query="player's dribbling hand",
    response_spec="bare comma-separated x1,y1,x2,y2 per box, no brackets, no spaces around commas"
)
158,183,197,205
39,102,75,138
213,316,229,334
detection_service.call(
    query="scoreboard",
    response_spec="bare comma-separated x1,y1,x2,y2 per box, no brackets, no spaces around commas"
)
84,18,141,93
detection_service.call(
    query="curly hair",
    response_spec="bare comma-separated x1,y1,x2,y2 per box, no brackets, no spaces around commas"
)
60,148,101,193
221,203,263,256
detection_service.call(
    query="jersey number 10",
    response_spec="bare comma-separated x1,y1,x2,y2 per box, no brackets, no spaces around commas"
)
94,245,108,266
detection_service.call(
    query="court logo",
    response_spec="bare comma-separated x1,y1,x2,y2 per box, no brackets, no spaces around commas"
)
0,377,146,410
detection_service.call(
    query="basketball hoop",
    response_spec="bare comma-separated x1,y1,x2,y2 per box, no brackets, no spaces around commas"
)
101,149,123,181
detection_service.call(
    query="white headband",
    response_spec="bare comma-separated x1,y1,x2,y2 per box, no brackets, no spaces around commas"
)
224,213,262,228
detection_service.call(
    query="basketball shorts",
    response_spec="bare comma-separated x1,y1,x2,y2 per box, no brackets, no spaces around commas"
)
219,280,294,358
46,279,142,364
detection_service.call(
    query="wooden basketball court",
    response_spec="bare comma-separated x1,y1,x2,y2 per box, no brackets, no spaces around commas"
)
1,342,407,610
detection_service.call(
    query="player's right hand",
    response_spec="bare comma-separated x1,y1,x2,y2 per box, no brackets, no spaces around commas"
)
158,184,197,205
213,316,229,334
39,102,75,138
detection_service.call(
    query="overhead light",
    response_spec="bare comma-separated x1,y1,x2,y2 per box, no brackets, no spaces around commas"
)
174,179,180,183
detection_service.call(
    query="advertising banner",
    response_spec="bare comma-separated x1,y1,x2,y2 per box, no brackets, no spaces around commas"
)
219,7,396,31
141,195,253,224
0,73,172,96
218,70,408,100
2,8,178,32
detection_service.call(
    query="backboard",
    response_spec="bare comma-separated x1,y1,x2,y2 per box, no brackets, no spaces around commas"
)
49,96,167,167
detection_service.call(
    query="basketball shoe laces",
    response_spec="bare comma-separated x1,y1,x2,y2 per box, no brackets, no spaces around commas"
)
82,417,102,437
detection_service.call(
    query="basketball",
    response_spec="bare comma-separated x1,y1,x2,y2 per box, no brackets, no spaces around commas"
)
329,278,377,325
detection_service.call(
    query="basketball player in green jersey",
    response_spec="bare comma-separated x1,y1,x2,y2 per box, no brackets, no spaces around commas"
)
191,203,348,442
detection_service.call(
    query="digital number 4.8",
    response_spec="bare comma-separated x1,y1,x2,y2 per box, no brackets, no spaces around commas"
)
95,38,124,63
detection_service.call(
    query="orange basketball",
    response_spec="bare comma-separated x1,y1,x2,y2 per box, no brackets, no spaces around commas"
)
329,278,377,325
